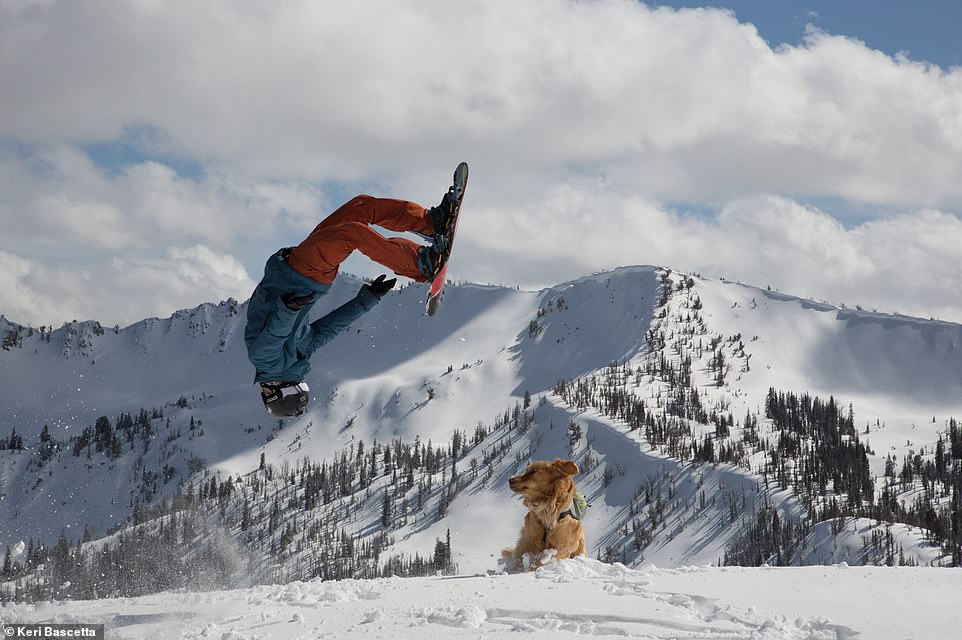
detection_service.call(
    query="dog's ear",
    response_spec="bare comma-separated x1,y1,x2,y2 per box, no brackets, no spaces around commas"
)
554,459,579,476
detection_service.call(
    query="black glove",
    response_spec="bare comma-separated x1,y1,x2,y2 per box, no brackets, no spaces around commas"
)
366,274,397,299
282,292,315,311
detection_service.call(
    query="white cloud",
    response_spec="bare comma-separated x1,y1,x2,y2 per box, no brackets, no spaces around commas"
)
701,198,962,323
452,188,962,323
0,245,256,328
0,145,324,254
0,145,323,326
4,173,962,327
2,1,961,206
2,1,962,325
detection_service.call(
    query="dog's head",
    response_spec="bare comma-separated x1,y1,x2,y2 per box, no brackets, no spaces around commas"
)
508,459,579,510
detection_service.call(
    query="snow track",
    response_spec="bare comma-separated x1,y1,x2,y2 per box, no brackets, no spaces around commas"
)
12,558,949,639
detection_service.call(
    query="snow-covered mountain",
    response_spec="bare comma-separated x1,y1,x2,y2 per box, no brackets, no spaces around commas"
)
2,265,961,597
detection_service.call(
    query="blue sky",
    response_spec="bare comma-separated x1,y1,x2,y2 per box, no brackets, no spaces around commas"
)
2,1,962,327
656,1,962,69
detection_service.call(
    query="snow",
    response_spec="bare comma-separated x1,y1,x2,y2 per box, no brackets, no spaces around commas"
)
3,266,962,638
2,558,956,639
792,518,944,567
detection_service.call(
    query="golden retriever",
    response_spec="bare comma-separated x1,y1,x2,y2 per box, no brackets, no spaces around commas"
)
502,458,586,570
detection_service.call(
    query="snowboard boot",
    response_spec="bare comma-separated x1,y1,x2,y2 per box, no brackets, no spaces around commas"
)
417,235,449,281
426,188,459,237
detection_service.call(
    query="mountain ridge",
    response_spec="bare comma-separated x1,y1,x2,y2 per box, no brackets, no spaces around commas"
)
2,265,960,599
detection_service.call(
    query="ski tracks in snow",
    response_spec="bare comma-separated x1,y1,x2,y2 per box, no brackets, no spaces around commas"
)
2,558,858,639
478,559,855,639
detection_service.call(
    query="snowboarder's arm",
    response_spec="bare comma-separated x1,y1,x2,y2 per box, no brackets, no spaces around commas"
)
300,286,379,357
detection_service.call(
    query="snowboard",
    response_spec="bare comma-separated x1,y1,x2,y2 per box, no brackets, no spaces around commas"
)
425,161,469,316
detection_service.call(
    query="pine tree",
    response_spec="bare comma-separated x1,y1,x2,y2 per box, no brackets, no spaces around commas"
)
2,546,11,578
381,489,392,529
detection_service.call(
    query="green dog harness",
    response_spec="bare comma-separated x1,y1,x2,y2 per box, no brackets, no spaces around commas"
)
559,493,590,522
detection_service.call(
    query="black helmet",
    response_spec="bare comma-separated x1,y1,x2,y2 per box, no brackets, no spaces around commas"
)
260,381,310,418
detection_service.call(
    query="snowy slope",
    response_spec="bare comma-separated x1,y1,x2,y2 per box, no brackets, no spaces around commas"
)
2,266,962,575
792,517,944,567
1,558,958,640
700,279,962,471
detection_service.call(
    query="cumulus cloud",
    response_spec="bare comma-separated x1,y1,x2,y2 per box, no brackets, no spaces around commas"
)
0,144,327,326
455,187,962,322
0,245,256,328
0,146,323,256
2,0,961,325
2,1,961,206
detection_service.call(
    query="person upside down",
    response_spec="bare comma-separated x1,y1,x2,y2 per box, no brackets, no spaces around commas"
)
244,186,457,418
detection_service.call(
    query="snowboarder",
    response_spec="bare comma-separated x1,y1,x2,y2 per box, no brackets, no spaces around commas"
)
245,188,458,418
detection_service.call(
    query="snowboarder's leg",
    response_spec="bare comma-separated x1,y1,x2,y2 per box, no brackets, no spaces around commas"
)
286,221,428,285
314,195,435,237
